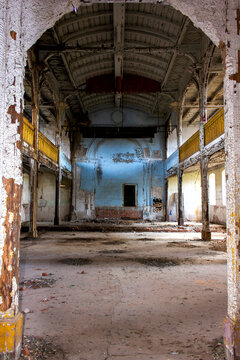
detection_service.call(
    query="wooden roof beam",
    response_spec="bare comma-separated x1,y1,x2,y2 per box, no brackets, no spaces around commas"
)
113,3,125,107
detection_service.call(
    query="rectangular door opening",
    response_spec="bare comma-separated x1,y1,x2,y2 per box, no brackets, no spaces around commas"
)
123,184,136,207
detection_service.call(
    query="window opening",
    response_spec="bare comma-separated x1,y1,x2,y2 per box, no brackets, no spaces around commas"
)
222,169,226,205
209,173,216,205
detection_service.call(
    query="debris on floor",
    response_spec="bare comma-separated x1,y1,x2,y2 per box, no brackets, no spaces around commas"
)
135,257,180,268
167,241,198,248
60,257,92,265
20,277,56,289
20,336,64,360
138,237,156,241
102,240,126,245
211,338,226,360
209,240,227,252
99,249,127,254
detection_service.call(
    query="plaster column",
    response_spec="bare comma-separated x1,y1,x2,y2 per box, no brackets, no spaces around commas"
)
29,157,34,234
223,3,240,358
54,101,68,225
177,168,184,226
197,45,215,241
164,125,168,221
200,154,210,240
70,125,82,221
54,102,67,225
28,49,40,237
199,78,211,240
176,101,184,226
0,0,24,357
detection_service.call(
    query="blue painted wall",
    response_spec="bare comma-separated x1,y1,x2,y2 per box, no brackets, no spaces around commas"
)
95,139,145,207
78,139,146,207
76,133,165,219
73,107,167,219
166,149,178,172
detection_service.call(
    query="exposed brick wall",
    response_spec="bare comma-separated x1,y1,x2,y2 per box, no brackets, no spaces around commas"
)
95,207,143,220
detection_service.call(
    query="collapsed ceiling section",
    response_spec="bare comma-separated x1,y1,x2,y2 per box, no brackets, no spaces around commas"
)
24,3,224,128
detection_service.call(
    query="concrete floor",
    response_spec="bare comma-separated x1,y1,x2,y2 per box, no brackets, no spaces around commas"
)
20,228,227,360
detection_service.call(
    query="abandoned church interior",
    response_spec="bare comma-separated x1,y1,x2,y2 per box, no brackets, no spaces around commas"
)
1,0,240,359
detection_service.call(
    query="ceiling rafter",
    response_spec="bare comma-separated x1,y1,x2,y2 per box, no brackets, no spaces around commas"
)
52,27,86,112
68,51,169,71
185,72,220,124
125,27,176,44
71,62,165,85
123,93,155,104
62,25,112,44
57,10,113,29
62,25,176,46
125,10,182,29
124,60,165,75
113,3,125,107
69,53,113,70
152,18,190,114
39,42,198,56
72,59,114,76
57,8,182,31
73,68,114,85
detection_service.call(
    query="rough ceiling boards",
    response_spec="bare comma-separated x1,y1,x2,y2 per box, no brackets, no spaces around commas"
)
24,3,224,128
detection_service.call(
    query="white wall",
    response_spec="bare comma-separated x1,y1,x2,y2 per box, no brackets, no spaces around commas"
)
168,172,201,222
167,128,177,157
182,124,199,143
21,170,71,223
21,173,30,223
183,171,201,221
209,166,226,224
167,166,226,224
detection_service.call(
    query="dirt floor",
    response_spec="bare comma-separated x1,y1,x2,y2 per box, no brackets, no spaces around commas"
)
20,226,227,360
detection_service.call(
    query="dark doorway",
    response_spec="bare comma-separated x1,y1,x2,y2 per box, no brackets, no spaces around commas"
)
124,184,136,207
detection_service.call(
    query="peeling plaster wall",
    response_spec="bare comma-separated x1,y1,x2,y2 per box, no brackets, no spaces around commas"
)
0,0,25,317
60,177,71,221
167,128,177,157
223,0,240,325
74,132,165,220
166,150,178,172
37,172,56,221
32,172,71,222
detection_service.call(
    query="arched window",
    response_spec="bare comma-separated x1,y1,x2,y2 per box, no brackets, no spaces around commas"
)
209,173,216,205
222,169,226,206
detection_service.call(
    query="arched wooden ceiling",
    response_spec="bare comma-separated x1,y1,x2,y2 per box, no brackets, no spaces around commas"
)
24,3,223,126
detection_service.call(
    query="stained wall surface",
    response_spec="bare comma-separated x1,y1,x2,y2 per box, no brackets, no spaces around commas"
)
21,171,71,223
74,130,165,220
